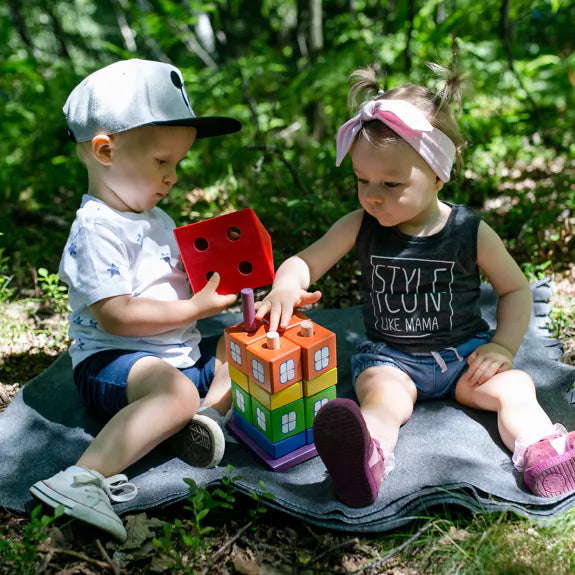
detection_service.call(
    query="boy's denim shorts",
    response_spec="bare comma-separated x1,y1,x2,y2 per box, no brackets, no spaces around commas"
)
73,334,220,421
351,331,492,401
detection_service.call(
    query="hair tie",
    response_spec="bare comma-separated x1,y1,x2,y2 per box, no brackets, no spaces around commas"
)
335,99,456,182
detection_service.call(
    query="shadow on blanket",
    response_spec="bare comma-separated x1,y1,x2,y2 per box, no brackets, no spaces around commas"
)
1,280,574,532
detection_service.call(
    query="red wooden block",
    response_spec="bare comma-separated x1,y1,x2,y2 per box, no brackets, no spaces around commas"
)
174,208,274,295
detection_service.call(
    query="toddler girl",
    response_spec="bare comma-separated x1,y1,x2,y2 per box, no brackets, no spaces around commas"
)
256,66,575,507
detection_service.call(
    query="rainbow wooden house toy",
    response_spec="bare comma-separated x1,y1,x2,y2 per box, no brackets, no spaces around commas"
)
226,291,337,471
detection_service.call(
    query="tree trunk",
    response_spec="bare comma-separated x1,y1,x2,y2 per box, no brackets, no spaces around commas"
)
45,3,72,61
405,0,416,72
309,0,323,59
6,0,37,59
499,0,537,110
110,0,138,53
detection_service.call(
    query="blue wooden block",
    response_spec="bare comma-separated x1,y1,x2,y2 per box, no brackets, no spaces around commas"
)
228,415,317,471
232,411,306,458
305,428,314,444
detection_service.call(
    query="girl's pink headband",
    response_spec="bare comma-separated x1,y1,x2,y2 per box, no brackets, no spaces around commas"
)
335,99,456,182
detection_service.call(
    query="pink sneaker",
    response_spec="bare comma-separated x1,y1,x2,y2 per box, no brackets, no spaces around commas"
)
312,398,384,508
523,431,575,497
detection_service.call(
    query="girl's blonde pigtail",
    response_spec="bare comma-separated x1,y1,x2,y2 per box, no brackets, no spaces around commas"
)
426,61,464,115
347,67,385,113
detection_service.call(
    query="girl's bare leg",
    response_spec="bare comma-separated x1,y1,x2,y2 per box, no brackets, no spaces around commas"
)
355,365,418,458
455,368,555,451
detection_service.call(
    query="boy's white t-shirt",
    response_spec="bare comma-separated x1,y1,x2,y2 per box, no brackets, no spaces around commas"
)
59,194,201,369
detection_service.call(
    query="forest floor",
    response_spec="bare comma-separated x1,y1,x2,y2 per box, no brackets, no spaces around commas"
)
0,268,573,574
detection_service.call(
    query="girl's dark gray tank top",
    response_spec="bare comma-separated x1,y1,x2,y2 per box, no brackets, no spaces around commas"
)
354,203,490,353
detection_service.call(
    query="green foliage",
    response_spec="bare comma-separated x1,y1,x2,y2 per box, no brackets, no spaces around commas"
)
36,267,68,314
0,505,65,575
549,296,575,343
247,478,275,522
1,0,573,301
152,465,274,573
0,233,15,303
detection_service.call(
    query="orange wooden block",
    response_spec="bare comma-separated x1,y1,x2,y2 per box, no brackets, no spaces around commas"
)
224,321,267,375
246,336,302,394
283,320,336,380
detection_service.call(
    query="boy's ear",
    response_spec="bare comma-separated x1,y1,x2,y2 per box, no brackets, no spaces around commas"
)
91,135,114,166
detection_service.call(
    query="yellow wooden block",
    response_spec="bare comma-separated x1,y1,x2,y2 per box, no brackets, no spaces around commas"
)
249,380,303,410
229,364,249,392
303,367,337,397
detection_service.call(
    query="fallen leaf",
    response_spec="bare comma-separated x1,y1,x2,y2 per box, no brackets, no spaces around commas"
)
232,545,260,575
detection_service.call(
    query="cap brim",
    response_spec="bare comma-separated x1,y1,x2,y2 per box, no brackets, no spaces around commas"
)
153,116,242,139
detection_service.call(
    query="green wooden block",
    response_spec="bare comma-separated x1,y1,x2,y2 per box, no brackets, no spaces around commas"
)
304,385,337,428
251,396,305,443
231,381,252,424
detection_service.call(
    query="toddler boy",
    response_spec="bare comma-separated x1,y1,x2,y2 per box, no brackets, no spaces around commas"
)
30,59,241,541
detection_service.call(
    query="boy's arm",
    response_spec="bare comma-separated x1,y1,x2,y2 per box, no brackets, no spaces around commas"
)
91,272,236,337
464,221,532,386
256,209,364,331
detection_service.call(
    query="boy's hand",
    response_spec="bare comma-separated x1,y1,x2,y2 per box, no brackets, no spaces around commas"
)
189,273,237,320
462,342,514,387
255,288,322,332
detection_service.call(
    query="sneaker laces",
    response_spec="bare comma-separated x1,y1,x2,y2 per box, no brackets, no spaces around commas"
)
74,471,138,503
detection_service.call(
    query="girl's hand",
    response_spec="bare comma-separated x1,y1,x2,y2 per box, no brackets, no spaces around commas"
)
189,272,237,320
462,342,514,387
255,288,322,332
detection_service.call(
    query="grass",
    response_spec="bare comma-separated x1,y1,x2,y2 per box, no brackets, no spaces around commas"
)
405,509,575,575
2,497,575,573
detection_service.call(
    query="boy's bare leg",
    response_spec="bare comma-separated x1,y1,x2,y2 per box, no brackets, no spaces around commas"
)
77,356,201,477
200,336,232,416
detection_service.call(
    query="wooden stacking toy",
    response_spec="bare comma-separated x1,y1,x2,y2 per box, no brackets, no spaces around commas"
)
226,288,337,471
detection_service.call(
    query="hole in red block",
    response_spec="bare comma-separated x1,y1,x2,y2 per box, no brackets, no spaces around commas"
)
194,237,209,251
205,271,215,281
227,226,241,241
238,261,253,275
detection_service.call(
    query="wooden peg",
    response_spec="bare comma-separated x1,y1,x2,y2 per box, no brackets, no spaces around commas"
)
266,331,280,350
301,320,314,337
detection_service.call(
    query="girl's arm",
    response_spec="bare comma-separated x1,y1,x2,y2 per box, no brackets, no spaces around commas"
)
256,209,364,331
91,272,237,337
464,221,533,386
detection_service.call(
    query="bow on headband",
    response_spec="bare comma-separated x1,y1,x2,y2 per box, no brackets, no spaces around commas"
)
335,99,456,182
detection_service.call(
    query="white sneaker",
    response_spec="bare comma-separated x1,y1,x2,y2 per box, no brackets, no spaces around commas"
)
168,413,226,468
30,466,138,542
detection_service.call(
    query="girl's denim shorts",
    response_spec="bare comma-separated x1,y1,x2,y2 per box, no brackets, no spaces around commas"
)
351,331,492,401
73,334,220,421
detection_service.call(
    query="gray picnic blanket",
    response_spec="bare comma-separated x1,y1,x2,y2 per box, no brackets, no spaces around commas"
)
1,279,574,532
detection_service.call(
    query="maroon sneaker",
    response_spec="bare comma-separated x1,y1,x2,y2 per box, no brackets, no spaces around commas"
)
523,431,575,497
312,398,385,507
